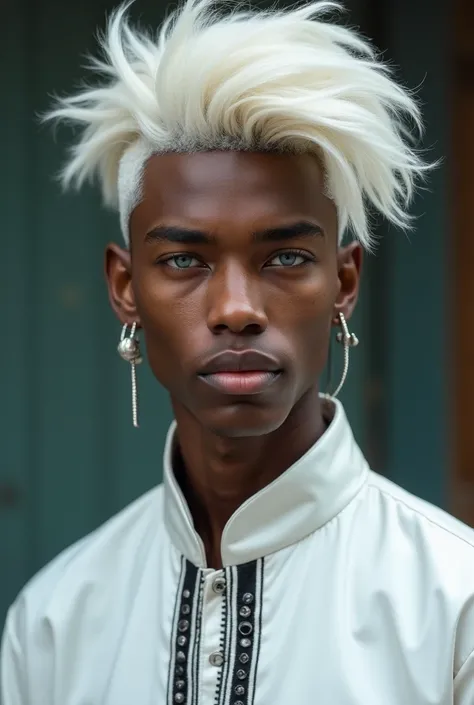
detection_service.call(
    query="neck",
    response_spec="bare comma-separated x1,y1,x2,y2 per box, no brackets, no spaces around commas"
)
171,387,326,569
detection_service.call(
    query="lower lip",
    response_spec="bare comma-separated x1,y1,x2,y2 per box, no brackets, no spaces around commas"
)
199,371,281,395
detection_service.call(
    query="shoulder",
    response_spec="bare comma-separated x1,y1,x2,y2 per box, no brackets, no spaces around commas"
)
8,484,164,629
1,486,166,703
366,471,474,676
367,471,474,551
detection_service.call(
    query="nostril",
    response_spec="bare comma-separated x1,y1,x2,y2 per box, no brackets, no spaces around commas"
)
212,323,228,333
242,323,265,335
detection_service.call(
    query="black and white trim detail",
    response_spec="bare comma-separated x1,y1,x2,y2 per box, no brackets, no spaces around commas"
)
168,557,264,705
216,567,237,705
190,572,204,705
167,558,203,705
216,559,264,705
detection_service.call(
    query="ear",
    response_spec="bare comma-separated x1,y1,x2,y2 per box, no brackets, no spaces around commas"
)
334,242,363,322
105,243,140,326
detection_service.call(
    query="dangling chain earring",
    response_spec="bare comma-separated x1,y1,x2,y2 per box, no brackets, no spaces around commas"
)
117,322,143,428
328,312,359,399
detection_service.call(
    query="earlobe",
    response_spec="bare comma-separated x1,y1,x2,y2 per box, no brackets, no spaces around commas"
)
104,243,140,326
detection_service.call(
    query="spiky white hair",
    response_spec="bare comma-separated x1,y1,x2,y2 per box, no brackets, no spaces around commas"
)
46,0,427,248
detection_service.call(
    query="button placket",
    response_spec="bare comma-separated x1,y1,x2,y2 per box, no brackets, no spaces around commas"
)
199,571,228,703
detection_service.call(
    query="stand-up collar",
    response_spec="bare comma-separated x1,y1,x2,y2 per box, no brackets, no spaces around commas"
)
163,399,369,568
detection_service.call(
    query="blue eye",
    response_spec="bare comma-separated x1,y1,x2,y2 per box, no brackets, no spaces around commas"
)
167,255,199,269
267,251,308,267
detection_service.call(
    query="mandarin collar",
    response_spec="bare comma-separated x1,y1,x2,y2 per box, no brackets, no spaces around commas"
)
163,399,369,568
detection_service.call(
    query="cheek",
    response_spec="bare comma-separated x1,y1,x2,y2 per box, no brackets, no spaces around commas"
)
273,273,337,370
269,267,337,327
132,272,213,390
133,277,190,368
134,270,198,336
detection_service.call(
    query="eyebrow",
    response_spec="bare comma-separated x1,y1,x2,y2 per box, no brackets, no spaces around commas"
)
145,220,324,245
254,221,324,243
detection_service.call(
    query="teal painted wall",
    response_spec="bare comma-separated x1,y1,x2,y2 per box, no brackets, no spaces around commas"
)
384,0,450,508
0,0,449,625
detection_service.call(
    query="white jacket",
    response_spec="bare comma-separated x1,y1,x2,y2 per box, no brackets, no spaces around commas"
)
2,400,474,705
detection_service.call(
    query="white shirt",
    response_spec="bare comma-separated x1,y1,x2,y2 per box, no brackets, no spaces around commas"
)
2,400,474,705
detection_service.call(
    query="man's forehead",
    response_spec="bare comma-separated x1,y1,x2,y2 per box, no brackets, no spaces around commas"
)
120,144,338,247
130,150,336,240
137,151,331,228
142,150,327,196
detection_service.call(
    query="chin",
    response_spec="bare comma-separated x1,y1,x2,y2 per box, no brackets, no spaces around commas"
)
198,403,291,438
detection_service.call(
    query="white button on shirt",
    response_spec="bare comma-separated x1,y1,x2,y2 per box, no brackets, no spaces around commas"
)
2,399,474,704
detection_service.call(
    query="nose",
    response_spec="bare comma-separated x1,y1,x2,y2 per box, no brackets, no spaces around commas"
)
206,261,268,335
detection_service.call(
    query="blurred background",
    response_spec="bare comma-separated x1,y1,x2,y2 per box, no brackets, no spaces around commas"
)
1,0,472,625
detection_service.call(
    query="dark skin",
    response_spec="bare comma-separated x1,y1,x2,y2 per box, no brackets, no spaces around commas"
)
106,150,362,568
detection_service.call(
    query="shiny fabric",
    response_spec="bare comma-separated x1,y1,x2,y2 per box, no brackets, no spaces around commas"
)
2,400,474,704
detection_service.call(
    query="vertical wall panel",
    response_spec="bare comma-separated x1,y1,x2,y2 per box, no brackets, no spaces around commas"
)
452,0,474,525
30,0,119,568
0,0,32,624
383,0,450,506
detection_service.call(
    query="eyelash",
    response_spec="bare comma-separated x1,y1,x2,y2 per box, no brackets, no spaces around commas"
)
158,249,314,270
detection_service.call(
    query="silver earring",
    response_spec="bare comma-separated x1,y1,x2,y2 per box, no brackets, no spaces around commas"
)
328,312,359,399
117,322,143,428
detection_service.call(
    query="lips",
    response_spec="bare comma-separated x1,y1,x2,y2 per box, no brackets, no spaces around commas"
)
198,350,281,375
197,350,283,396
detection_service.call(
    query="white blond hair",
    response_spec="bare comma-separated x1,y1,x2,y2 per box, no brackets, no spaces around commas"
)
46,0,428,248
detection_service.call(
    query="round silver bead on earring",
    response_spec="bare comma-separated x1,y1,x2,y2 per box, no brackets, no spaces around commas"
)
117,334,142,364
117,322,143,428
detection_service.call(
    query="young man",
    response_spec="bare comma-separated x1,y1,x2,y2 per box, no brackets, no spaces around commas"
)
2,1,473,703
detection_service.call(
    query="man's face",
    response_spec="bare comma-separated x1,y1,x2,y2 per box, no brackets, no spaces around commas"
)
106,151,361,437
